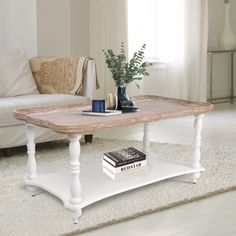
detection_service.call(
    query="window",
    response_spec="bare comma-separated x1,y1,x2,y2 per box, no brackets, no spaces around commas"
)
127,0,185,63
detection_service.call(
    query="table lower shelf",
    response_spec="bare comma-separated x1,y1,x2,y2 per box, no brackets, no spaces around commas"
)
26,152,204,212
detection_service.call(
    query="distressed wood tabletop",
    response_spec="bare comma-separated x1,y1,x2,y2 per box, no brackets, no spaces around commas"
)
14,95,213,134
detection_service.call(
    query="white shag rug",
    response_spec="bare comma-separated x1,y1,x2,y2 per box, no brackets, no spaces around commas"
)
0,139,235,236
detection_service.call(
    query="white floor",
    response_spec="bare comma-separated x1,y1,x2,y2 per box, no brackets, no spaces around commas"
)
80,103,236,236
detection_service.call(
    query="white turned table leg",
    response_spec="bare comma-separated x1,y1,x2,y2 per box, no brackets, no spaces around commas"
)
192,114,204,183
68,134,82,223
143,122,150,154
25,123,41,195
26,123,37,180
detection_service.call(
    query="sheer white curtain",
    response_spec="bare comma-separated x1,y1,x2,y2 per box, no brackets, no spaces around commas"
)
128,0,208,101
89,0,128,98
90,0,208,101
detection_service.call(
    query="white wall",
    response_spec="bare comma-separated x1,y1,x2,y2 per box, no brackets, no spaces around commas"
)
0,0,37,57
37,0,71,56
71,0,89,56
208,0,236,99
37,0,89,57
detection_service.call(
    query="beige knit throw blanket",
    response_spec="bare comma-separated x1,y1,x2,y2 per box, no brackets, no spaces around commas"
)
30,57,99,95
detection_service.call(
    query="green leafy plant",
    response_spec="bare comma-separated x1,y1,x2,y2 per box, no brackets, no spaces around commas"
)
103,42,150,88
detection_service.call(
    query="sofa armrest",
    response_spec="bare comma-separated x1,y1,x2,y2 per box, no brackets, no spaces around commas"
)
81,59,98,99
29,57,99,99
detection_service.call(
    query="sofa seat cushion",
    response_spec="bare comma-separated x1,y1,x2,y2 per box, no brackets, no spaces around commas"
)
0,94,89,127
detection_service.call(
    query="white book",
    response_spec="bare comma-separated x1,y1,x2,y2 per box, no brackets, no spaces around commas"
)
102,166,148,181
82,110,122,116
102,159,147,174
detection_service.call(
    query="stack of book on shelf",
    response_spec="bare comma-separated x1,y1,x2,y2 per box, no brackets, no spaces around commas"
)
102,147,147,180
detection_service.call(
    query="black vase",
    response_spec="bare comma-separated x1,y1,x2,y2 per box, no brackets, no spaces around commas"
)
117,86,129,110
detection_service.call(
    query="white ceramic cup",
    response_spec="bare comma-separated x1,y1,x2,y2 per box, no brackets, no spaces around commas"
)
106,93,118,110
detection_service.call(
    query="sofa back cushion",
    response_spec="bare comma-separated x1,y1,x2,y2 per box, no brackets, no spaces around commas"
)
0,49,39,97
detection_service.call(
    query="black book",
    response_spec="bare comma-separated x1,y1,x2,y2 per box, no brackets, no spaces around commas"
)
103,147,146,167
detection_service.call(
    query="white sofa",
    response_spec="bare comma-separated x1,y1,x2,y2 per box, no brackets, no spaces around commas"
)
0,49,98,156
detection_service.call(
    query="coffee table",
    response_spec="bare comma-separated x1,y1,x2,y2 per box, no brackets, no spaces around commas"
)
14,95,213,223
